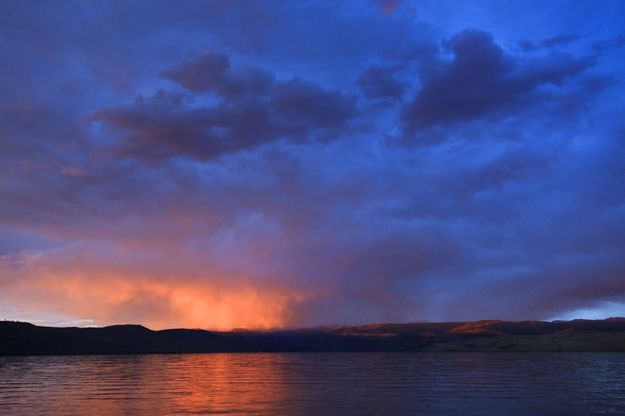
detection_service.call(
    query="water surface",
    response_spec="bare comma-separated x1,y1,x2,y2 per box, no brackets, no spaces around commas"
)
1,353,624,415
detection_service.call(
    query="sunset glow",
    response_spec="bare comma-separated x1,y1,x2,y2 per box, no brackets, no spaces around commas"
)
1,249,298,329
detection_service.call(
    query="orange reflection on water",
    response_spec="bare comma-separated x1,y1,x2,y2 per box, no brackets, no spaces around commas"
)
0,354,291,416
75,354,290,415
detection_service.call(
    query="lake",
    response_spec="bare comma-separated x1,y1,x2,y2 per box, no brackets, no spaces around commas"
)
1,353,624,415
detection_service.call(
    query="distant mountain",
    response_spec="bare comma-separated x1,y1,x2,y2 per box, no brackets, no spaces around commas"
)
2,318,625,355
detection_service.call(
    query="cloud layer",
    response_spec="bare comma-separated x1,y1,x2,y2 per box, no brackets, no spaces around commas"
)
1,0,624,329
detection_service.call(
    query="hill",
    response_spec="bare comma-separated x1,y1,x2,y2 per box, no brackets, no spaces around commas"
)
2,318,625,355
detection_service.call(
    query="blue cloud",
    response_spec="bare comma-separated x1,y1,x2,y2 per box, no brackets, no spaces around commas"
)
0,0,624,327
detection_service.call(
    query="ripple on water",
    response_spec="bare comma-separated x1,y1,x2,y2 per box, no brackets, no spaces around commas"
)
1,353,624,415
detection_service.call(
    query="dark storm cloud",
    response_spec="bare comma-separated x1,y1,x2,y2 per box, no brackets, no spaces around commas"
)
402,30,596,131
518,33,583,51
161,51,275,98
542,33,583,48
270,79,356,128
357,65,405,100
92,54,357,162
592,34,625,53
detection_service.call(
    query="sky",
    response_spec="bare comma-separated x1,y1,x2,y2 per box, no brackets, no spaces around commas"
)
1,0,624,330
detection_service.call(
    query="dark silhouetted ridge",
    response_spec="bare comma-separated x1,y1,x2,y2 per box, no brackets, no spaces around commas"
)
1,318,625,355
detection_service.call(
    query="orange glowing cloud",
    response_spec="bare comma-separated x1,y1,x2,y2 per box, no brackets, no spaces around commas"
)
3,273,296,330
0,247,302,330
